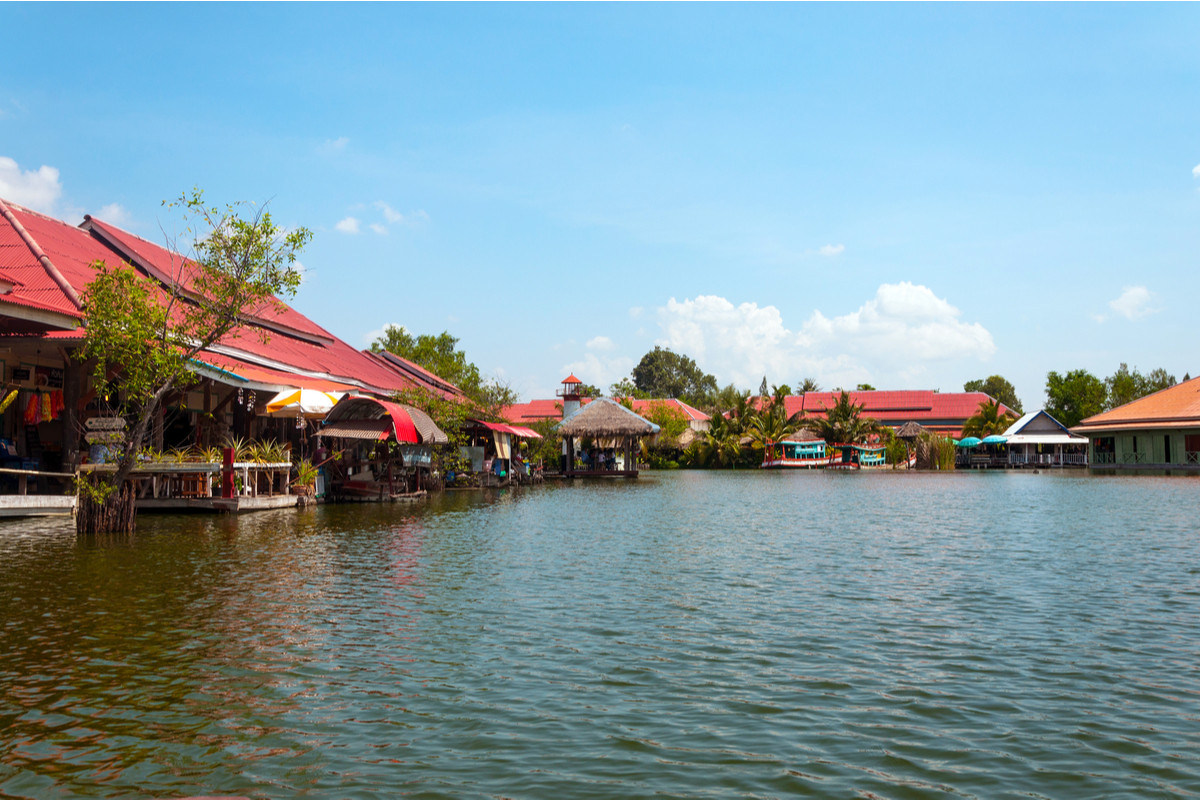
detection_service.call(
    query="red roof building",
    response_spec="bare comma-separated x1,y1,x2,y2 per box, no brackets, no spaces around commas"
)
0,197,464,398
1071,376,1200,470
757,390,1015,437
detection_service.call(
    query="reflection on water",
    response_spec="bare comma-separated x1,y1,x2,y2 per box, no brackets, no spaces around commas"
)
2,473,1200,798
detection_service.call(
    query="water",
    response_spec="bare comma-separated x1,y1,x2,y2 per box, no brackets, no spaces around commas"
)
1,471,1199,799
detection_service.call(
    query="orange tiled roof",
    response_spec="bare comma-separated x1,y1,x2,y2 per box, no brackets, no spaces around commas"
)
1073,376,1200,432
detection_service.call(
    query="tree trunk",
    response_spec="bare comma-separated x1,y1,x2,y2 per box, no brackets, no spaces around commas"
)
75,472,136,534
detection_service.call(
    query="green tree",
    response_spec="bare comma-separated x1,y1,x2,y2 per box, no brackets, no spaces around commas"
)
805,390,879,445
609,377,648,398
370,325,516,413
963,375,1023,414
855,383,876,391
575,383,601,397
961,399,1018,438
370,326,482,396
797,377,820,393
76,189,311,533
747,385,805,452
1105,363,1175,410
1045,369,1106,428
631,346,718,406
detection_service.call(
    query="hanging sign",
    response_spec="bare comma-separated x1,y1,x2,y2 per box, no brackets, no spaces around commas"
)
85,416,127,431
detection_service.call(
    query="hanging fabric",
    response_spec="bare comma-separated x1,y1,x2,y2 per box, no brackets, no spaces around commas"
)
24,393,39,425
0,389,18,414
40,392,52,423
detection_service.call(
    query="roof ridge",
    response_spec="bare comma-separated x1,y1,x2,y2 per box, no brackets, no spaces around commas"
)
0,197,84,311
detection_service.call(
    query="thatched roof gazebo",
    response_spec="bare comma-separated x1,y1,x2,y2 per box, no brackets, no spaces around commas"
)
558,397,660,478
895,421,927,440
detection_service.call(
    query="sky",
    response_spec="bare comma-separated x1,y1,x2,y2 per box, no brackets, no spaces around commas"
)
3,3,1199,409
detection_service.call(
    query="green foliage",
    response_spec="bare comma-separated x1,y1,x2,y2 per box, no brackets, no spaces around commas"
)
855,383,876,391
806,390,879,445
575,384,601,397
294,459,319,487
796,377,820,393
963,375,1023,414
961,399,1018,438
521,417,564,468
370,324,516,413
1105,363,1175,410
76,189,310,525
630,346,718,406
1045,369,1107,428
609,377,648,399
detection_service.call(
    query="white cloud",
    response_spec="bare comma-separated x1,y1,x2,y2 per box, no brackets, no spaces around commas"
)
94,202,130,225
362,322,406,347
819,244,845,257
1107,285,1156,321
375,201,404,224
335,216,360,234
654,283,996,389
369,223,387,235
1193,163,1200,178
324,136,349,151
586,335,615,351
0,156,62,213
628,306,644,318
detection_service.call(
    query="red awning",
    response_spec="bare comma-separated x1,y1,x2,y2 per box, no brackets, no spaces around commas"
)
322,396,448,444
472,420,542,439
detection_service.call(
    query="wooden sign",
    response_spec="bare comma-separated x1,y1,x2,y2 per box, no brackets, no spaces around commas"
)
85,416,127,431
84,430,126,445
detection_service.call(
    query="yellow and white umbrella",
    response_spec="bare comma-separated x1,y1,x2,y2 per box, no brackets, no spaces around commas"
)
264,388,345,419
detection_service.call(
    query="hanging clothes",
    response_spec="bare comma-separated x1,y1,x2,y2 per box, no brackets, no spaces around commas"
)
24,393,39,425
0,390,18,415
40,392,52,423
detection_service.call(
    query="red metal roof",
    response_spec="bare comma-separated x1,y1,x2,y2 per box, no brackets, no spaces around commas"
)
0,200,469,400
0,200,113,320
501,398,564,423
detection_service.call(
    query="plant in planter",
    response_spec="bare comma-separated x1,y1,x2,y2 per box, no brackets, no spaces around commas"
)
293,459,319,496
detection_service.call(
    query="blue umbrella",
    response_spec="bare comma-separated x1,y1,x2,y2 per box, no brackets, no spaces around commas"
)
980,435,1008,445
956,436,982,447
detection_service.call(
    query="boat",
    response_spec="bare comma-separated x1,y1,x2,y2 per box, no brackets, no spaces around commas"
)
761,439,828,469
761,440,887,469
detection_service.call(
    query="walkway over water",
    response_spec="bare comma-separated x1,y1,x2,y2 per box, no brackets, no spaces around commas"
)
2,471,1198,798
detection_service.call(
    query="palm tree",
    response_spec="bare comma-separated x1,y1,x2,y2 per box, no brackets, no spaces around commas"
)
961,399,1017,438
805,390,879,445
748,385,805,450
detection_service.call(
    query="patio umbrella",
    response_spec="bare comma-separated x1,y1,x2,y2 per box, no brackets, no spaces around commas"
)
980,435,1008,445
264,388,345,418
956,436,982,447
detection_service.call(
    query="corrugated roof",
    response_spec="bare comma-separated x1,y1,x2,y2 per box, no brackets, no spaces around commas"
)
1073,376,1200,431
0,199,466,400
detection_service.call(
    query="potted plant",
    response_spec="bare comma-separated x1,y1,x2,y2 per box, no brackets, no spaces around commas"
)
293,460,319,496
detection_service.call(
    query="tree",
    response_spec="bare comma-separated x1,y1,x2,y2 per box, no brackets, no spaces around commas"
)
961,399,1018,438
370,325,515,414
630,346,718,406
609,377,648,399
1044,369,1106,428
370,326,483,397
1105,363,1175,410
575,383,601,397
797,377,820,393
76,190,311,533
855,383,876,391
963,375,1023,414
805,390,879,445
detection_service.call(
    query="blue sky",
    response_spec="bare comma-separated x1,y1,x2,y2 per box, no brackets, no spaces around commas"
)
3,3,1199,408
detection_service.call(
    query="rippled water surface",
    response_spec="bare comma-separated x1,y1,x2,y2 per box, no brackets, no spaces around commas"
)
2,471,1199,798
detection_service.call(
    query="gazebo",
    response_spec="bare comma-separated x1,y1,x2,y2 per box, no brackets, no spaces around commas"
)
557,397,660,478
